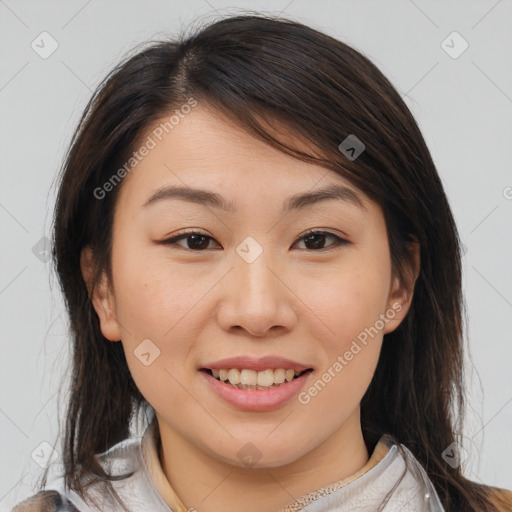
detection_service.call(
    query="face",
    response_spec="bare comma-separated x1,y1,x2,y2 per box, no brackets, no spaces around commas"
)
82,104,417,468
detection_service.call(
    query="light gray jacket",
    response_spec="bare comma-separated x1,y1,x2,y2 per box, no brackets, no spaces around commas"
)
12,433,445,512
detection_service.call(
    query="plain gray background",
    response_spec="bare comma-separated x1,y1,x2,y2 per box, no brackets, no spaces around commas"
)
1,0,511,510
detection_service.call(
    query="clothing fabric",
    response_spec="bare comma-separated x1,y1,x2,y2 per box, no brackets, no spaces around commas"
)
12,420,446,511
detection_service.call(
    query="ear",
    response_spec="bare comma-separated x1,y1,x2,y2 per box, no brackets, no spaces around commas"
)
80,245,122,342
383,240,420,335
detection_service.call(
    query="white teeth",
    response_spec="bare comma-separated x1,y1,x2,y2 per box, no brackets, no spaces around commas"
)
274,368,285,383
285,369,295,382
257,369,275,387
210,368,308,388
228,368,241,385
240,369,257,386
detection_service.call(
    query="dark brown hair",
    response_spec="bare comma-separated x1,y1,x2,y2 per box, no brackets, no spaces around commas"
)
37,12,510,512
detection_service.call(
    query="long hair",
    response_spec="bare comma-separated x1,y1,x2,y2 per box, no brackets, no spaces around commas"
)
41,13,509,511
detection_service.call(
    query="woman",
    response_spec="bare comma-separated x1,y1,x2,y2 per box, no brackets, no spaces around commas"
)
12,13,512,512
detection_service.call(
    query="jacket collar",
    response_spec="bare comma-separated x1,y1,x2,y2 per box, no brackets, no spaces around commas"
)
141,419,393,511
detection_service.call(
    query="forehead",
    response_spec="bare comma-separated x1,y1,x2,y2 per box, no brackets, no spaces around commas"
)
115,104,373,214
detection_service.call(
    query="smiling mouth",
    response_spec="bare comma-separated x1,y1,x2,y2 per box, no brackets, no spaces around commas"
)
201,368,313,390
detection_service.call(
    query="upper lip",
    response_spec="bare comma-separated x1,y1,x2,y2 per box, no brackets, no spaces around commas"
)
201,356,313,372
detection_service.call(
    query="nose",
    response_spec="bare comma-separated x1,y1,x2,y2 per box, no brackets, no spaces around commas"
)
215,245,297,338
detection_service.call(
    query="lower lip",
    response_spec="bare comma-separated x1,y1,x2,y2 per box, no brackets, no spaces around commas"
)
200,370,313,412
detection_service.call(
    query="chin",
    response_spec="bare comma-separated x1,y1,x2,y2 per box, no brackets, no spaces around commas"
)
209,438,311,470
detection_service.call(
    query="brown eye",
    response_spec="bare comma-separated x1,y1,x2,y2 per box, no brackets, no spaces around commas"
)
294,230,349,251
161,232,218,251
161,229,349,252
181,234,212,250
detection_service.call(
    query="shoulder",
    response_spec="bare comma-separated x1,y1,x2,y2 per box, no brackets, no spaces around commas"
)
486,485,512,511
11,490,80,512
11,437,144,512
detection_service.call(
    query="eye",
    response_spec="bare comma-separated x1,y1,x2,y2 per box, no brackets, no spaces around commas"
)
293,229,349,251
161,231,219,251
160,229,349,252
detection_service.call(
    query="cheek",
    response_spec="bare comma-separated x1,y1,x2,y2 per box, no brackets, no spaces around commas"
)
299,249,390,414
308,257,391,348
298,274,386,430
109,246,211,395
111,244,210,339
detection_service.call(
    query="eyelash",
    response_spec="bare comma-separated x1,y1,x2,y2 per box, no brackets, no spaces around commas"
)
160,229,349,252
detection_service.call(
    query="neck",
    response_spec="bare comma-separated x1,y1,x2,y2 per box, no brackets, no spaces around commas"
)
156,408,370,512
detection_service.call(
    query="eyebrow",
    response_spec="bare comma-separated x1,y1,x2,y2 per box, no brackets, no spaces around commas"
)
142,183,367,214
